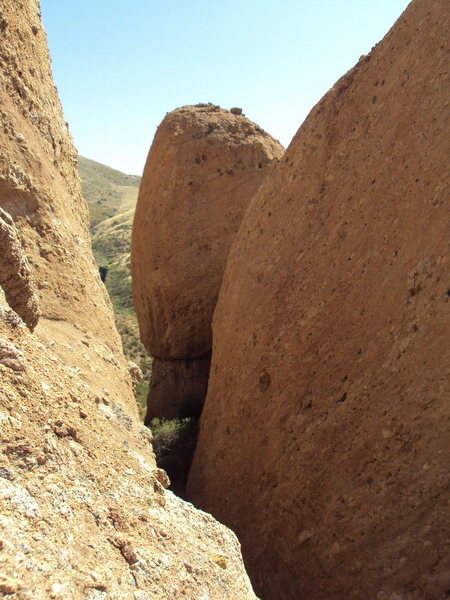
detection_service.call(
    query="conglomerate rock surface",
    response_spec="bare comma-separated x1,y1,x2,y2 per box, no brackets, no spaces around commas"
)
0,314,257,600
132,104,284,360
132,104,283,422
0,2,257,598
0,207,40,330
0,0,131,406
187,1,450,599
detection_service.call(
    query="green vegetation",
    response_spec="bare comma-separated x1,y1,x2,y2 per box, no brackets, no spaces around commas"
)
135,380,149,416
150,418,199,496
78,155,150,419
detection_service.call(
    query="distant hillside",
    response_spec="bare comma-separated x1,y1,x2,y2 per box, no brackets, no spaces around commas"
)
78,155,141,229
77,155,150,415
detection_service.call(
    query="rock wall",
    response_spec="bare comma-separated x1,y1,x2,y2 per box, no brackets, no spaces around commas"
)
132,104,283,421
0,316,258,599
0,0,132,407
187,1,450,599
0,2,257,598
0,207,40,330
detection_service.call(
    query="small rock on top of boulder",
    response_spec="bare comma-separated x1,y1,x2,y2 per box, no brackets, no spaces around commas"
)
132,103,284,360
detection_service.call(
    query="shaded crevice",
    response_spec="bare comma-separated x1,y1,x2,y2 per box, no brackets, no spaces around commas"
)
145,352,211,497
144,353,211,423
150,416,199,498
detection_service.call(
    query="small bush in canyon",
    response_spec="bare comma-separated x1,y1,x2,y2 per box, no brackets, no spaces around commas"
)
150,417,198,496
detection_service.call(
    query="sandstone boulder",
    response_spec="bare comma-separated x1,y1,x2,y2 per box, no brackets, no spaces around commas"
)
187,1,450,599
132,104,284,360
132,104,283,424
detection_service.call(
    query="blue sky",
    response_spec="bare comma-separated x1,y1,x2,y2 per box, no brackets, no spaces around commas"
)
40,0,410,175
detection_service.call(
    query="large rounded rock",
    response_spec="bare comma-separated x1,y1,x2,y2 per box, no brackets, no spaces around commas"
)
132,104,284,360
187,2,450,599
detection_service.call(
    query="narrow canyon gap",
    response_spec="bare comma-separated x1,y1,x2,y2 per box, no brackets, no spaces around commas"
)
0,3,259,598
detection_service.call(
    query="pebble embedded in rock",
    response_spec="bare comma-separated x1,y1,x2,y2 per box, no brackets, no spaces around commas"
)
0,339,25,371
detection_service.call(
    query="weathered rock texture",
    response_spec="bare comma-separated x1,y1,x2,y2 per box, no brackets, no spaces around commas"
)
132,105,283,422
0,2,257,598
146,354,211,423
132,104,284,360
0,207,40,330
0,0,133,412
0,313,257,600
188,2,450,599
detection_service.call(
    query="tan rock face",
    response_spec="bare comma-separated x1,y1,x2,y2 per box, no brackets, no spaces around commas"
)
188,2,450,599
0,317,257,600
132,104,284,360
0,0,133,407
0,0,119,347
0,3,257,598
0,207,40,330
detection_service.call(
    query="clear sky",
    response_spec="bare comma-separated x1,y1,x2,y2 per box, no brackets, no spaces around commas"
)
40,0,411,176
